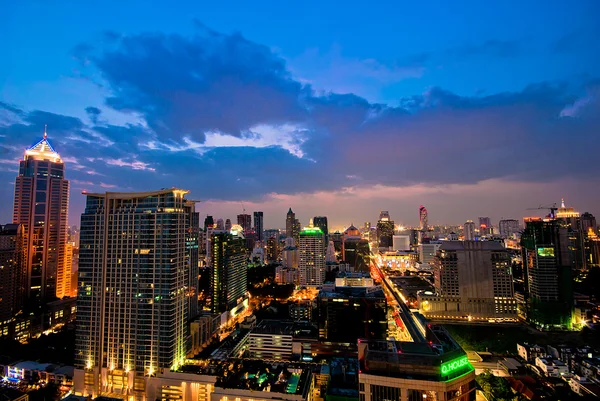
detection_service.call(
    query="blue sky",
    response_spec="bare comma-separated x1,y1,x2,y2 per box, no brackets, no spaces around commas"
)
1,0,599,229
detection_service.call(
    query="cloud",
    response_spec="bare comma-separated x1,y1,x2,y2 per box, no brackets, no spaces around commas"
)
99,157,156,172
85,106,102,124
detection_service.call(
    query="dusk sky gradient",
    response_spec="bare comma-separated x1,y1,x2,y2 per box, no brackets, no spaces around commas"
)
1,0,599,230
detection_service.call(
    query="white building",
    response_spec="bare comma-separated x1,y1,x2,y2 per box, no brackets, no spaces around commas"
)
418,242,441,265
392,235,410,251
535,357,568,377
298,224,325,286
463,221,475,241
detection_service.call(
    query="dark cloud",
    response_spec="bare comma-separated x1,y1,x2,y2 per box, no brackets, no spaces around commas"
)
1,25,599,224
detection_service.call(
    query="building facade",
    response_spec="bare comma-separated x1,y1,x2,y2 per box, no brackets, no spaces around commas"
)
313,216,328,242
0,224,25,322
298,225,325,286
13,130,70,300
521,217,574,329
210,231,247,314
236,214,252,232
376,212,394,249
419,241,516,321
74,189,193,398
253,211,263,241
499,219,520,238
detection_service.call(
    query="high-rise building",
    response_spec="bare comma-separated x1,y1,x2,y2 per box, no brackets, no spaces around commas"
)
555,199,586,270
285,208,296,240
185,200,200,320
581,212,597,234
225,218,232,231
13,129,70,301
499,219,520,238
463,220,475,241
299,224,325,286
521,217,574,329
376,211,394,249
253,211,264,241
478,217,492,236
419,205,428,231
216,218,224,230
342,225,370,272
0,224,25,321
204,215,214,230
237,213,252,232
419,241,516,321
74,189,193,396
266,236,279,264
313,216,328,241
210,230,247,314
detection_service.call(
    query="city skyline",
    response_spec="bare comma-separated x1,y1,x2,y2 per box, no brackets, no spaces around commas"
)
2,1,600,228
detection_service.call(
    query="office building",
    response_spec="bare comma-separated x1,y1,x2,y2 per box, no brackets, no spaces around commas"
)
581,212,597,234
253,211,263,241
210,230,247,314
282,238,299,269
299,224,325,286
74,189,193,397
479,217,492,236
224,218,231,231
463,220,475,241
342,225,370,272
521,217,574,329
236,213,252,232
317,279,386,342
499,219,520,238
215,218,224,230
376,211,394,249
555,199,586,270
13,129,70,300
313,216,328,242
247,320,317,360
286,208,300,243
358,326,476,401
419,241,516,321
0,224,25,322
419,242,441,265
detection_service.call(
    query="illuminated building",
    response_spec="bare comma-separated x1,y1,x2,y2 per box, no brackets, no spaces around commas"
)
236,213,252,232
282,238,299,269
12,128,70,300
376,211,394,249
0,224,25,322
185,201,200,319
325,240,336,263
555,199,586,270
392,234,410,251
298,223,325,286
253,211,263,241
74,189,194,397
419,241,516,321
342,225,370,272
478,217,492,236
210,230,247,314
585,228,600,268
521,217,574,329
266,236,279,264
358,325,476,401
581,212,597,234
313,216,328,242
499,219,520,238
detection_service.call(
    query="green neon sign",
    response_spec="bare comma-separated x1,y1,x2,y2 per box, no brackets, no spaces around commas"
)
537,247,555,257
441,356,470,376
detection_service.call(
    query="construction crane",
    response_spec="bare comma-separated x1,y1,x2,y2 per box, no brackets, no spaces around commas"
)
526,203,558,219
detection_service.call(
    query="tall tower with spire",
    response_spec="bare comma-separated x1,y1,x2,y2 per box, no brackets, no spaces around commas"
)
13,127,71,300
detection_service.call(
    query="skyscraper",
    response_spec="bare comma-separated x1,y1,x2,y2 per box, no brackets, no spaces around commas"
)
521,217,574,329
419,205,428,231
210,230,247,314
376,211,394,249
299,224,325,286
0,224,25,322
253,211,264,241
185,200,200,320
237,213,252,231
499,219,520,238
463,220,475,241
286,208,299,243
313,216,328,241
266,236,279,264
204,215,214,230
13,129,70,300
342,225,370,272
420,241,516,321
74,189,193,396
225,218,232,231
581,212,597,234
478,217,492,236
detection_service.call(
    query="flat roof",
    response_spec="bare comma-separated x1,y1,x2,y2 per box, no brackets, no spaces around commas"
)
252,320,318,338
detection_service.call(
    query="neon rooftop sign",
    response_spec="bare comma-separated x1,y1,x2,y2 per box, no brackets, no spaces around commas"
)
441,356,471,376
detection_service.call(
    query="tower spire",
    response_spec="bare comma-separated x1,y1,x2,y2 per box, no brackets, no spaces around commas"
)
561,198,565,208
44,124,47,139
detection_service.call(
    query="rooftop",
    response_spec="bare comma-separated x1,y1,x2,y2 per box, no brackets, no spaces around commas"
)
252,320,318,338
439,240,506,251
24,128,62,163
